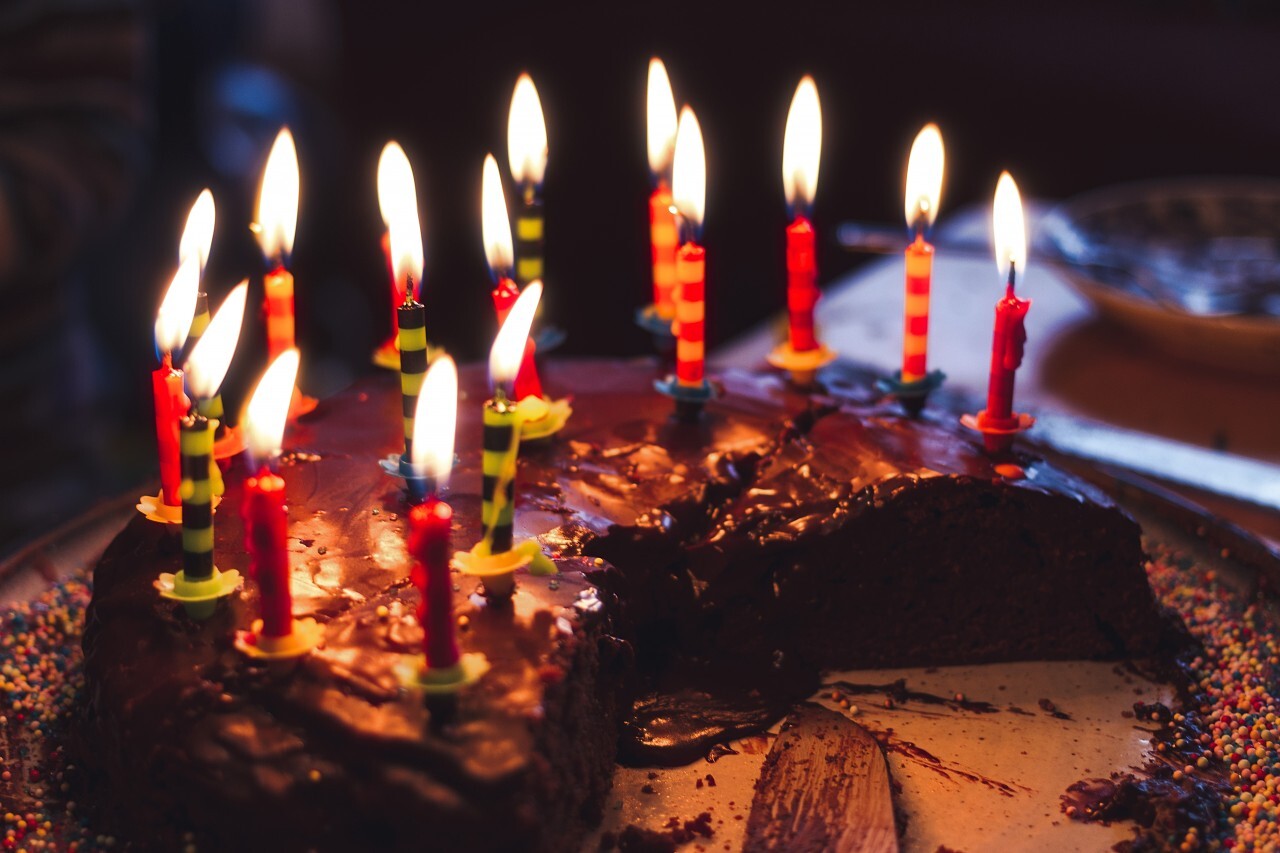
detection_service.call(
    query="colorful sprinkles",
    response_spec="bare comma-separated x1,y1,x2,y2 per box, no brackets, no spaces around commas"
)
0,541,1278,849
0,572,93,851
1145,543,1280,852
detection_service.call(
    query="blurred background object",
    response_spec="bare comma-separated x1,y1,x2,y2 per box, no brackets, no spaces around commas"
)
8,0,1280,553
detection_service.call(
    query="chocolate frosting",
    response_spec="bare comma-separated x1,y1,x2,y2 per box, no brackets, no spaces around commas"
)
80,358,1166,851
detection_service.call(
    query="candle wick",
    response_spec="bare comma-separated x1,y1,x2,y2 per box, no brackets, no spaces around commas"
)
1006,261,1017,295
403,275,417,306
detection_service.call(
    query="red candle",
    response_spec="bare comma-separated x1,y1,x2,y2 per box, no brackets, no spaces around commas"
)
483,153,543,401
981,171,1031,428
408,498,458,669
983,282,1030,425
381,232,404,337
151,353,187,506
242,348,302,639
785,216,818,353
491,276,543,400
650,184,678,318
675,243,706,386
243,467,291,638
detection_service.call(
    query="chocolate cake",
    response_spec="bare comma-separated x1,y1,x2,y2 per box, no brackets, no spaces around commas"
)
78,358,1169,850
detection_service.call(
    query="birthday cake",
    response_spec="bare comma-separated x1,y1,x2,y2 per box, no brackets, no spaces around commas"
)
77,358,1172,850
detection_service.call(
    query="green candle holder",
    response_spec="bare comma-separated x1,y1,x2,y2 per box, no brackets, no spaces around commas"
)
155,566,242,621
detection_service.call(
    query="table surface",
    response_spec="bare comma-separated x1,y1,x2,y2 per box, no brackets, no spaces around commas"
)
716,205,1280,543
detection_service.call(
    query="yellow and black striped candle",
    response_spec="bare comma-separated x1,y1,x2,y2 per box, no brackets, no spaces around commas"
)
184,292,211,354
515,186,543,288
481,394,520,555
397,292,428,457
180,412,215,580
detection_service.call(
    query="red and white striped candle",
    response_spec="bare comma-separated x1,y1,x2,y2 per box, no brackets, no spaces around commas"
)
901,124,945,384
671,106,707,387
647,58,679,319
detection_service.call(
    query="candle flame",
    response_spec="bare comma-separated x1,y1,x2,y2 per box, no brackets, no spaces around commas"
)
179,189,215,278
993,171,1027,283
411,355,457,487
154,254,201,356
904,123,944,230
255,128,299,265
507,74,547,186
244,348,300,461
782,76,821,213
490,280,541,392
647,58,678,178
481,154,514,278
378,141,424,297
671,107,705,233
186,281,247,400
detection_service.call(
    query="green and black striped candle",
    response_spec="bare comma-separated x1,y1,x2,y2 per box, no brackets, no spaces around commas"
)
481,392,519,555
397,288,428,460
180,411,215,581
515,186,543,288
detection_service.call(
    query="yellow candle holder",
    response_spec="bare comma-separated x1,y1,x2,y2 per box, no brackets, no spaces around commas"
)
136,494,222,525
516,395,572,441
394,652,490,694
372,338,401,371
767,342,837,389
453,539,556,599
212,424,246,460
234,617,324,660
960,411,1036,455
288,389,319,421
155,566,242,620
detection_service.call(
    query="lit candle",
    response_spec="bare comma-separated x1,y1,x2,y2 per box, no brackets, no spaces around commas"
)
901,124,945,385
647,58,679,319
383,147,428,475
235,349,323,658
672,107,707,389
151,256,200,508
407,356,459,668
781,77,822,354
376,142,419,363
178,189,216,361
255,128,300,362
982,172,1031,429
482,282,542,559
508,74,547,288
482,153,542,401
185,282,248,499
243,350,298,639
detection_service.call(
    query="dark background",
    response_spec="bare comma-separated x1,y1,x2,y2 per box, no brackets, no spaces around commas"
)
14,0,1280,550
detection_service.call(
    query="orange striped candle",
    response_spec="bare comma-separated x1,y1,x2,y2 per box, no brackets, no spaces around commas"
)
650,183,679,319
902,235,934,383
675,243,705,386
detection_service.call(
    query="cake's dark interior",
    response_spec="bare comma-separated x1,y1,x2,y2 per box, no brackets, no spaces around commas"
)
79,359,1169,851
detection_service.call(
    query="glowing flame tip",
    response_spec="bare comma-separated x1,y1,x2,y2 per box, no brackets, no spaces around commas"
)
481,154,514,277
245,349,300,461
671,107,706,232
489,281,542,391
186,281,247,400
507,74,547,185
993,171,1027,283
646,58,678,177
255,128,299,264
905,123,945,230
782,76,822,211
411,355,458,485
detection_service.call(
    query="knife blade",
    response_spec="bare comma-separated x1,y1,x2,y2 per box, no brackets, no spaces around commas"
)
743,702,899,853
1030,412,1280,512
